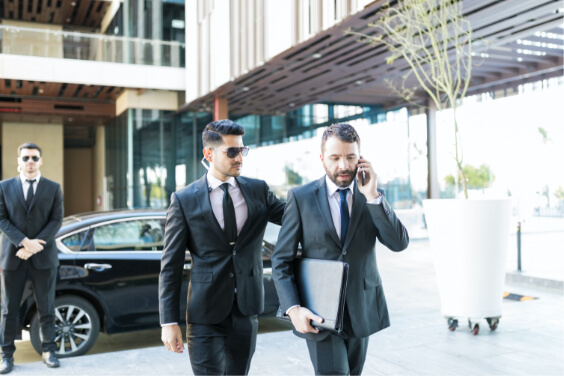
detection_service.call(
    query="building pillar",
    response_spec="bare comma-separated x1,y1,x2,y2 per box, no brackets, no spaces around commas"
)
426,98,440,199
93,125,107,210
214,97,228,121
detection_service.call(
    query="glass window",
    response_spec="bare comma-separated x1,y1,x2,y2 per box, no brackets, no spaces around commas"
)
60,230,89,252
92,219,164,251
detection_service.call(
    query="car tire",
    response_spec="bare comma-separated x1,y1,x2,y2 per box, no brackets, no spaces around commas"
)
30,296,100,358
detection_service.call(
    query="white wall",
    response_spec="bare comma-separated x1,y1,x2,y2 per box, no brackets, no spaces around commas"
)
0,54,185,91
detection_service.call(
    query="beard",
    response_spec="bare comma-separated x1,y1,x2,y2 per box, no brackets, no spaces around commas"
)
324,165,358,188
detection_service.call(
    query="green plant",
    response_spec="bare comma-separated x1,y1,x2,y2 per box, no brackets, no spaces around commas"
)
444,164,494,189
347,0,473,198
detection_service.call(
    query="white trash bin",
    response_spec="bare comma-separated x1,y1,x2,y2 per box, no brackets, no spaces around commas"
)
423,198,512,334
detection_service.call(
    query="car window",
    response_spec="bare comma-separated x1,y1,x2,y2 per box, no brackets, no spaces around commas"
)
91,219,164,251
60,230,89,252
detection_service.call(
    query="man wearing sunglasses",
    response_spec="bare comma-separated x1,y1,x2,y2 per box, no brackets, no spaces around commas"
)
159,119,285,375
0,143,64,374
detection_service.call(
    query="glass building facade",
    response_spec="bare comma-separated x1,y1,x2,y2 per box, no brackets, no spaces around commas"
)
104,102,419,210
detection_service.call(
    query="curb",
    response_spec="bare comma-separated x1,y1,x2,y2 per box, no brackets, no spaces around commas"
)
505,271,564,292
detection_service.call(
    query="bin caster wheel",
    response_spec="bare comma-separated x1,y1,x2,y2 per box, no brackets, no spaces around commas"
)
447,318,458,331
472,323,479,335
486,317,499,331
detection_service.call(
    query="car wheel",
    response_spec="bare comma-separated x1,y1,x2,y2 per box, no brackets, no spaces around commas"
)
30,296,100,358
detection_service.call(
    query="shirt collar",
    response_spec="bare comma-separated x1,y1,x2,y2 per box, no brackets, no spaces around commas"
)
325,175,354,197
20,172,41,184
206,172,237,190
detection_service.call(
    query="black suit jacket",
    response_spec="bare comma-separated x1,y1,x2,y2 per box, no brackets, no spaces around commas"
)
0,176,64,271
272,176,409,340
159,175,285,325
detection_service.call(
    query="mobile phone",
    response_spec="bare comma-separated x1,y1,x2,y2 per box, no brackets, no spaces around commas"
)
361,170,366,186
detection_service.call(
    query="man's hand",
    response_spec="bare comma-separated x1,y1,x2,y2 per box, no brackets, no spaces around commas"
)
16,248,34,260
287,306,324,334
21,238,46,254
356,156,380,201
161,324,184,353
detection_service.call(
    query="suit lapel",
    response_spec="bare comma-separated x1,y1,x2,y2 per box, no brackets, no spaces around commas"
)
12,177,27,209
343,182,366,249
234,176,253,239
314,177,341,247
194,175,228,245
28,178,46,212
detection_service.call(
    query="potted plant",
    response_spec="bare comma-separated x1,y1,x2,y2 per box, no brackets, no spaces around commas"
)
347,0,512,334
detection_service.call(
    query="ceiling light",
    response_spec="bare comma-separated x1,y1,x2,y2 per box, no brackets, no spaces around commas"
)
311,53,322,59
241,87,250,92
355,80,364,85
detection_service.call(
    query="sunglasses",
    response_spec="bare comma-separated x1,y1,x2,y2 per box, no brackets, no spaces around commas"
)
21,156,40,162
210,146,249,158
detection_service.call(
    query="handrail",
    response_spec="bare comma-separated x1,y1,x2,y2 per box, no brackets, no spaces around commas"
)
0,24,185,67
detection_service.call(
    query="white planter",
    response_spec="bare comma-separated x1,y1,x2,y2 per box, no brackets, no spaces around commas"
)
423,199,512,321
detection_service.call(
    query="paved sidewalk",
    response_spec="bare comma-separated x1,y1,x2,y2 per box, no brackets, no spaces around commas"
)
9,239,564,375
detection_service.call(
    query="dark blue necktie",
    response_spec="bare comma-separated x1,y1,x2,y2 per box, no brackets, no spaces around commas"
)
26,179,36,208
339,189,349,245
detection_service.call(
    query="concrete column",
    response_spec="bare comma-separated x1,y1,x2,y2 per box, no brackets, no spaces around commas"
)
2,122,64,191
93,125,107,210
214,97,229,120
426,99,440,199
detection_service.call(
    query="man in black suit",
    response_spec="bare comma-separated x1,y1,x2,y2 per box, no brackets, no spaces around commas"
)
0,143,64,374
159,119,285,375
272,123,409,375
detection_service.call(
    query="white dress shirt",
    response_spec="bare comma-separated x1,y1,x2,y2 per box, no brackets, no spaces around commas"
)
20,172,41,199
325,176,355,241
206,173,248,235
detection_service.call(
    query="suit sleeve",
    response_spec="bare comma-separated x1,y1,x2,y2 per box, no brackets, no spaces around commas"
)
35,184,64,242
271,190,302,313
159,192,189,324
367,194,409,252
264,181,285,225
0,183,27,247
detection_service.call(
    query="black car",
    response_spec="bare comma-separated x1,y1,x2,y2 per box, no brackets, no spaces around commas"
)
6,210,279,358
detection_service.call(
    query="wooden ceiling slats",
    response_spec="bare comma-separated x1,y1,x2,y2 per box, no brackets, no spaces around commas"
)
187,1,564,115
1,0,110,28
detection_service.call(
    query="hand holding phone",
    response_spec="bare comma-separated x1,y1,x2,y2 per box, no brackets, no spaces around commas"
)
357,156,379,201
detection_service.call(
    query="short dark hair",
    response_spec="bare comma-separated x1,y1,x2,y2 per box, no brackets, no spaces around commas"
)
202,119,245,148
321,123,360,153
18,143,42,157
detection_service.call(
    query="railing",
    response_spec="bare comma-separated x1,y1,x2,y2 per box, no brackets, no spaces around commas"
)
0,24,185,67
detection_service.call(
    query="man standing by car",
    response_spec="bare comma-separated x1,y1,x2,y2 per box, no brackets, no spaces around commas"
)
0,143,64,374
159,119,285,375
272,123,409,375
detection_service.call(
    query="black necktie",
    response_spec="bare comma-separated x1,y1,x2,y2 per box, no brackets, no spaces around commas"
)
220,183,237,245
26,179,36,208
339,189,350,245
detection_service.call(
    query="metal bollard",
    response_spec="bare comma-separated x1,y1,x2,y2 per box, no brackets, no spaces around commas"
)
517,221,522,272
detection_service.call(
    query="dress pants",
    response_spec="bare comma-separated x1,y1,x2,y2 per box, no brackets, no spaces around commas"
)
0,262,58,357
187,299,258,375
306,307,369,376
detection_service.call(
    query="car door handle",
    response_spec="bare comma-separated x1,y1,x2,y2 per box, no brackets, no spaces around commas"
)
183,263,191,270
84,263,113,271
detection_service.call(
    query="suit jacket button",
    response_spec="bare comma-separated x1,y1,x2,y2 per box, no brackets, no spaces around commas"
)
232,251,236,255
342,251,347,255
229,272,234,278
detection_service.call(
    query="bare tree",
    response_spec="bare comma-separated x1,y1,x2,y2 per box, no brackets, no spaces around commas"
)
347,0,473,198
